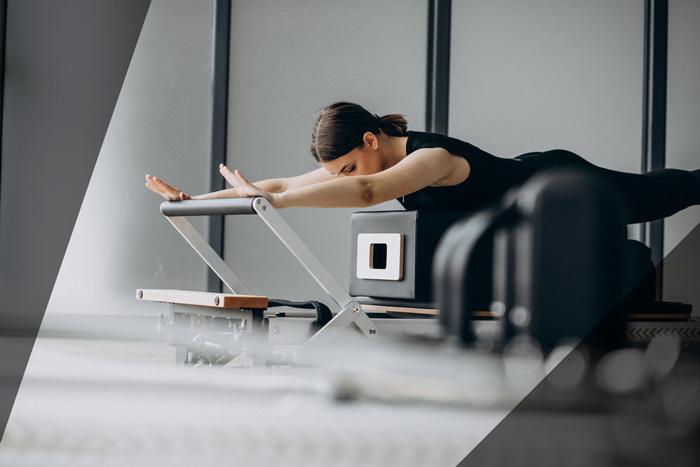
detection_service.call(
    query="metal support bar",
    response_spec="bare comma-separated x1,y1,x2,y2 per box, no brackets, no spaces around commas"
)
166,216,251,294
641,0,669,298
208,0,232,293
307,302,376,345
252,198,354,310
425,0,452,134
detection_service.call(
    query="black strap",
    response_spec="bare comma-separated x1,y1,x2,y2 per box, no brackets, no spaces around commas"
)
268,299,333,328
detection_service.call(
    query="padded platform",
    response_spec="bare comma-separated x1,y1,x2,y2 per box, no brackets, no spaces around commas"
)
356,297,692,321
136,289,268,310
356,297,492,318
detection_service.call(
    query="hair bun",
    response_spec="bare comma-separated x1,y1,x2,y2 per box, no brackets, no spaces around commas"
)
310,102,408,162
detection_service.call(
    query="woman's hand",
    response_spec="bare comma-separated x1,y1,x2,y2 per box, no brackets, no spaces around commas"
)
144,174,191,201
219,164,276,206
144,166,275,204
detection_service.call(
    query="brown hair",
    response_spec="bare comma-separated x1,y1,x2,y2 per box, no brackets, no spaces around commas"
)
310,102,408,162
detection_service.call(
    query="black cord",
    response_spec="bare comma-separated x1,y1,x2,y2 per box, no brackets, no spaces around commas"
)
268,299,333,328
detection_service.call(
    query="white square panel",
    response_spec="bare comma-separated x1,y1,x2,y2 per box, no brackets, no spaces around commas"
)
356,233,404,281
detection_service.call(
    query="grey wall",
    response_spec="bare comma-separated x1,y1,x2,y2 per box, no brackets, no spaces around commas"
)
44,0,215,317
450,0,645,241
224,0,427,304
450,0,644,170
663,0,700,309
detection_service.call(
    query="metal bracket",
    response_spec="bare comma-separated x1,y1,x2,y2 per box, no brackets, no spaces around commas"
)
161,197,379,343
252,198,376,341
307,301,376,345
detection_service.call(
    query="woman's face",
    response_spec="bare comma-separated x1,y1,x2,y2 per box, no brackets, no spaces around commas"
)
320,132,383,177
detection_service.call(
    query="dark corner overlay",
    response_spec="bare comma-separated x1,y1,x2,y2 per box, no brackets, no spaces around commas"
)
208,0,231,293
457,219,700,467
0,0,152,440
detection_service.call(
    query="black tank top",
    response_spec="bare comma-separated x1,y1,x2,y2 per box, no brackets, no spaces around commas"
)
399,130,543,212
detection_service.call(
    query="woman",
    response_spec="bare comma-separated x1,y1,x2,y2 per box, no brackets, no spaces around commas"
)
145,102,700,224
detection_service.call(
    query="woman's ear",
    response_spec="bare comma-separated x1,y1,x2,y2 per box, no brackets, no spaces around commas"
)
362,131,379,150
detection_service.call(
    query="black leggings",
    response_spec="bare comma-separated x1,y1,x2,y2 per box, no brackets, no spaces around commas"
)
517,150,700,224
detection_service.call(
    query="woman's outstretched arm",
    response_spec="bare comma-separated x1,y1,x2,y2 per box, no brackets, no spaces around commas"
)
144,166,335,201
227,148,468,208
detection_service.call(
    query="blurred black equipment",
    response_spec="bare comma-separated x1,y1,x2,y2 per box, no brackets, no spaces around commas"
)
434,169,632,353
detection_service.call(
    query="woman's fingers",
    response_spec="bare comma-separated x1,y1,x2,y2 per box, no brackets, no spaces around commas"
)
145,174,183,201
145,175,168,196
232,169,273,202
145,181,176,200
152,176,176,193
153,177,184,199
145,181,164,197
232,169,257,195
144,179,162,195
233,169,254,188
219,163,238,188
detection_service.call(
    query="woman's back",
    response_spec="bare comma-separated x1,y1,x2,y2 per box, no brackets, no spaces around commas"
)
399,130,535,212
399,130,700,224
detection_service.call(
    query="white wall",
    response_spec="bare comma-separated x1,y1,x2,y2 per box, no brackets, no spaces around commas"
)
450,0,646,239
225,0,427,304
450,0,644,168
44,0,214,317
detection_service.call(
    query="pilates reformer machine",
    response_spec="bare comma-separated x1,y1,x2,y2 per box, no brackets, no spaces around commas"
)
136,196,446,365
137,171,700,366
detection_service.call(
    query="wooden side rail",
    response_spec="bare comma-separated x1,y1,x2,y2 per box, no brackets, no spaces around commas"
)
136,289,268,310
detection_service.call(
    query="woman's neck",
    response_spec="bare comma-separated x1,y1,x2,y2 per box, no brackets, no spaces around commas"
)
378,133,409,170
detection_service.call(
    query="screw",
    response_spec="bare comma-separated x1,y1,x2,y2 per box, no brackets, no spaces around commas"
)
489,300,506,318
262,205,267,211
214,296,220,306
510,306,531,328
137,290,143,299
255,198,261,205
369,329,377,335
352,306,359,313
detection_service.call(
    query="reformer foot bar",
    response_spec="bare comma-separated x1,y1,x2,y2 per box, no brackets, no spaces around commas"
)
156,197,377,344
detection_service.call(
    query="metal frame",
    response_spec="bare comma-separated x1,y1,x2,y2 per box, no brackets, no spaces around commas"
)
425,0,452,134
641,0,668,298
162,197,377,342
207,0,232,293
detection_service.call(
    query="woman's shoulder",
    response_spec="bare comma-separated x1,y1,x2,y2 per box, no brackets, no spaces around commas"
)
406,130,482,155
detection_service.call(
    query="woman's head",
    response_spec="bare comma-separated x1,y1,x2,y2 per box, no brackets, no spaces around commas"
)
311,102,408,176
